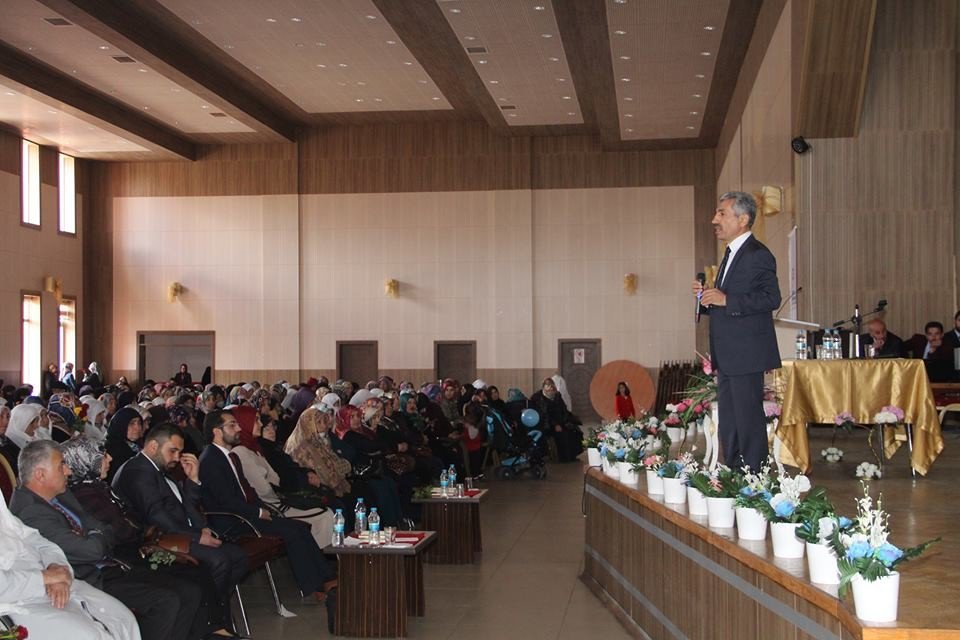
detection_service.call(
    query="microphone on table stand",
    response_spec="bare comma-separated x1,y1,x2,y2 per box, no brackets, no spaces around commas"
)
695,273,706,323
774,286,803,318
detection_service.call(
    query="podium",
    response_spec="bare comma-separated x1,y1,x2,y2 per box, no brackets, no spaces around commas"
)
774,318,821,360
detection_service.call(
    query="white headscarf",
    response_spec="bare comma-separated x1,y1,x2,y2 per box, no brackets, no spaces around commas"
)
82,398,108,442
319,393,341,410
349,389,372,407
551,374,573,412
7,404,50,449
281,388,297,410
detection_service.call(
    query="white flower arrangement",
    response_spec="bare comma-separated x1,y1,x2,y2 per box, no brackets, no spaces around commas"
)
872,405,904,425
855,461,881,479
767,471,812,521
820,446,844,463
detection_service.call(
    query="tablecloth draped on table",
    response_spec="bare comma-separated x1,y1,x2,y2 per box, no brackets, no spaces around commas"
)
776,359,944,475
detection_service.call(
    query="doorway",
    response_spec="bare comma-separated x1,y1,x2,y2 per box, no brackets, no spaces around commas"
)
337,341,379,384
435,341,477,384
558,339,601,423
137,331,214,387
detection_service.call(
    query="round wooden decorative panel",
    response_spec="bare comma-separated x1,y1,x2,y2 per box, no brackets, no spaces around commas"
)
589,360,656,421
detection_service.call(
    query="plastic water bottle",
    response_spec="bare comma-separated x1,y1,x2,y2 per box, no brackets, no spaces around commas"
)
354,497,367,533
824,330,835,359
332,509,345,547
831,330,841,359
795,331,807,360
368,508,381,546
439,469,450,498
447,464,457,488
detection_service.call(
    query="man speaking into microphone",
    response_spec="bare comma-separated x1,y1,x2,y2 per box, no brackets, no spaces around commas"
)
692,192,781,472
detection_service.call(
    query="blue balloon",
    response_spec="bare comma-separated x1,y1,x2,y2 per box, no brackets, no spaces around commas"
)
521,408,540,428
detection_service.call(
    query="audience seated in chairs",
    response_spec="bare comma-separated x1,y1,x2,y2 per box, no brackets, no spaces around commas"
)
199,409,338,604
11,440,197,640
110,424,249,609
60,436,240,639
0,491,141,639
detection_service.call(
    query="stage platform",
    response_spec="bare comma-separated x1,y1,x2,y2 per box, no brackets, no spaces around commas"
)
581,428,960,639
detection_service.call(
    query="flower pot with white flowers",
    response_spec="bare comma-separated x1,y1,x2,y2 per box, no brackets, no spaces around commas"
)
756,470,811,558
794,488,852,584
687,465,743,529
734,462,775,541
830,483,939,623
584,427,603,467
659,452,698,505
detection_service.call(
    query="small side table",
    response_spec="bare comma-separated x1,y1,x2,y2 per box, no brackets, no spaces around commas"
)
412,488,488,564
324,531,436,637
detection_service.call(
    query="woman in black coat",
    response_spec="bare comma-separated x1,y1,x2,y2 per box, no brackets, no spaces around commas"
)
104,407,144,483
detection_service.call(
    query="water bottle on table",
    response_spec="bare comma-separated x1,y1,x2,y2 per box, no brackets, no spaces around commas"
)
440,469,450,497
447,464,457,488
368,508,381,546
354,497,367,532
332,509,345,547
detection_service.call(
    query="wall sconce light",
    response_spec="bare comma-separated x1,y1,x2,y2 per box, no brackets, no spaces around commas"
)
167,282,184,303
384,279,399,299
753,185,784,217
43,275,63,304
623,273,638,295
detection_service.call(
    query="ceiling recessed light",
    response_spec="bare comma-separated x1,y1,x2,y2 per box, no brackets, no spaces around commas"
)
700,51,711,56
695,73,706,79
624,113,633,118
626,128,633,133
689,111,698,115
556,77,566,82
619,55,630,60
568,111,576,116
266,18,277,22
432,96,441,101
508,113,517,117
450,8,461,13
142,106,149,110
138,68,148,73
418,79,428,84
4,91,15,96
548,56,560,62
316,42,326,46
464,35,476,41
403,61,413,65
541,33,553,38
489,80,499,84
374,97,383,102
478,59,488,64
692,93,702,98
562,95,571,100
355,98,364,103
624,96,633,101
339,63,348,67
386,40,396,44
614,30,627,35
703,25,715,31
365,14,377,20
290,17,302,22
534,5,546,10
687,125,696,130
357,81,366,86
295,42,304,48
316,64,327,68
98,45,109,50
620,77,631,82
615,0,627,4
48,109,57,114
224,44,235,49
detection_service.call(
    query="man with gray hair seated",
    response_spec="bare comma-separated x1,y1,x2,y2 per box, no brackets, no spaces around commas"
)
0,469,141,639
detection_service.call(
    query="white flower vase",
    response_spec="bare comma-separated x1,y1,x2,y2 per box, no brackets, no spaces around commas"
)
645,470,664,495
662,477,686,504
687,487,708,516
706,497,736,528
806,542,840,585
618,462,639,487
735,507,768,540
666,426,684,445
851,572,900,623
586,448,602,467
770,522,805,558
602,458,620,479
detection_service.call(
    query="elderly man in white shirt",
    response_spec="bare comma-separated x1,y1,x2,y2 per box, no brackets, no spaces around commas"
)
0,494,140,639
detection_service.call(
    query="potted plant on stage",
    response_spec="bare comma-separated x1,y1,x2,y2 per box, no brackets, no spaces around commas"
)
662,404,685,446
618,429,645,488
658,451,698,505
757,470,811,558
641,453,665,495
734,462,774,541
584,426,603,467
684,468,710,517
794,488,852,585
687,465,743,529
830,483,939,623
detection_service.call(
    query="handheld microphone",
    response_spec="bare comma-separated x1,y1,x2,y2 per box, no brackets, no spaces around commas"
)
695,272,706,323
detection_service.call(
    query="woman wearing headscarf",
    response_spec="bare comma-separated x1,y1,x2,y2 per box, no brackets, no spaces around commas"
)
46,395,77,443
168,404,205,455
6,403,52,453
286,407,353,497
229,406,334,549
0,404,19,476
81,362,102,390
80,397,108,442
103,407,143,483
331,405,403,526
59,438,236,639
415,393,463,473
530,377,583,463
487,385,508,416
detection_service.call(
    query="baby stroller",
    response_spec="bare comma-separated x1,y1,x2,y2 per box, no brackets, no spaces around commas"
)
484,405,547,480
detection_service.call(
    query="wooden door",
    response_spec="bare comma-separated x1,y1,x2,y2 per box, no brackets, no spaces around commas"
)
559,339,602,423
337,341,379,384
435,341,477,384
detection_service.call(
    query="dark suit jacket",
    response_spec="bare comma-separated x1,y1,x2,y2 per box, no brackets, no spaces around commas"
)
10,486,115,584
904,334,953,360
198,445,263,526
860,331,906,358
705,234,782,375
942,328,960,351
111,452,207,543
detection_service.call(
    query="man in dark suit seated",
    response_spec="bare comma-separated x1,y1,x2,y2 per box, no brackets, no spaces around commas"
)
199,409,337,603
861,319,906,357
11,440,196,640
942,311,960,350
905,321,953,360
111,423,249,605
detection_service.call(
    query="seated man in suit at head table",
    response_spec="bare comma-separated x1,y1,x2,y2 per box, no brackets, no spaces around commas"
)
860,318,906,358
942,310,960,351
905,321,953,360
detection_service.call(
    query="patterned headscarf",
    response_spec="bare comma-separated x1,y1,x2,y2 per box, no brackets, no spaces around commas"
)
285,408,352,496
60,437,105,484
335,405,362,440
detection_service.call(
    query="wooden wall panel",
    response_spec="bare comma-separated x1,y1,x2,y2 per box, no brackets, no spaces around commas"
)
796,0,958,337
